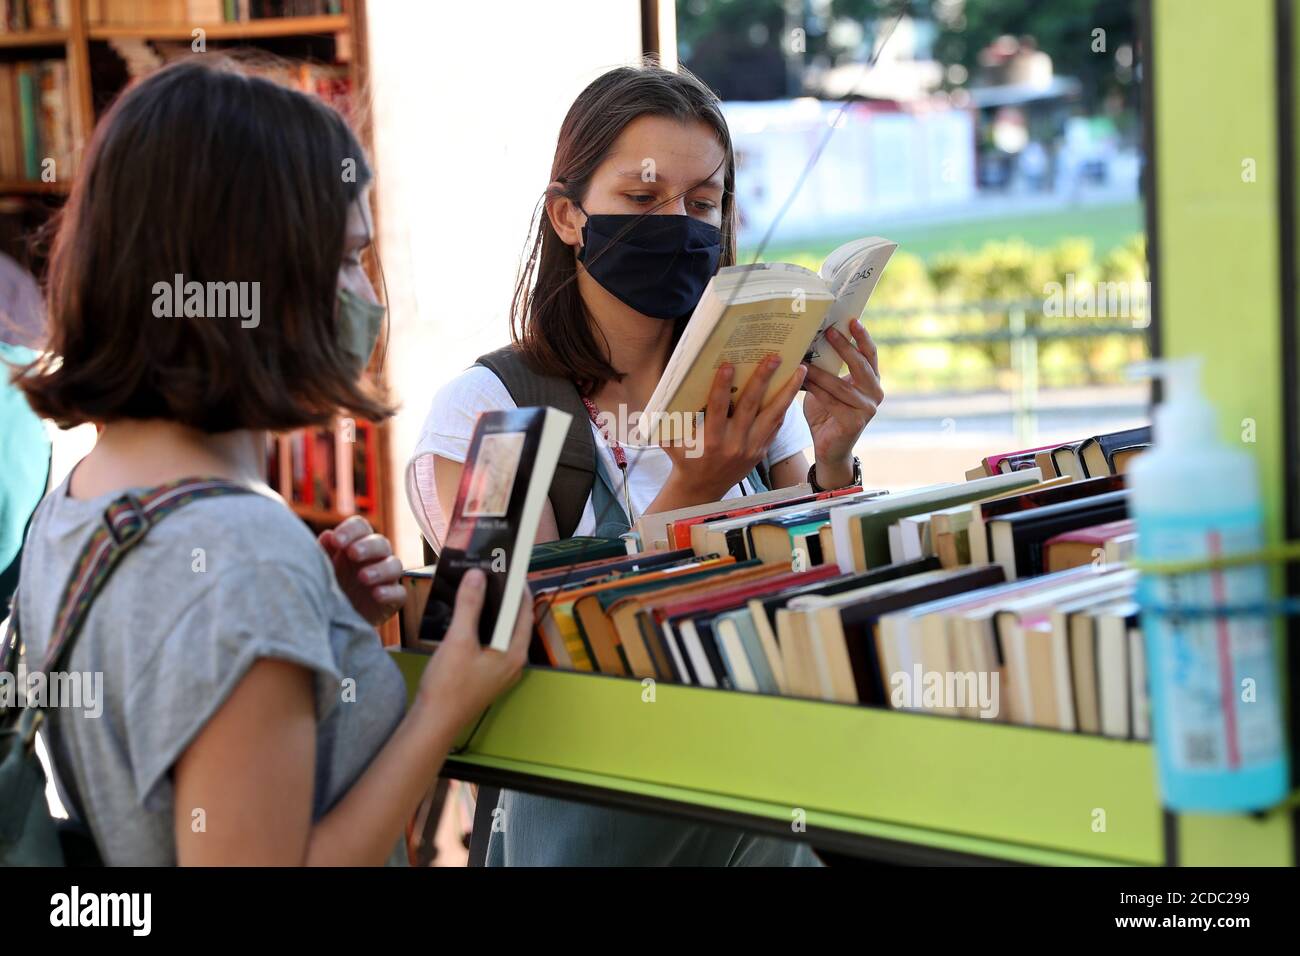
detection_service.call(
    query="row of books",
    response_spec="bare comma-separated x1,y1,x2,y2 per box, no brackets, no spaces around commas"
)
965,425,1151,480
266,419,377,519
0,0,70,29
0,60,75,183
403,409,1157,742
88,0,341,23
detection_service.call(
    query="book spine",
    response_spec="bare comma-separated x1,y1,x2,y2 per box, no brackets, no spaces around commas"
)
17,64,38,180
0,65,14,179
723,526,749,559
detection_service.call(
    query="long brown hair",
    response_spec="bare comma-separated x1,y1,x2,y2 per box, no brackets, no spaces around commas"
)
511,61,737,394
16,56,394,432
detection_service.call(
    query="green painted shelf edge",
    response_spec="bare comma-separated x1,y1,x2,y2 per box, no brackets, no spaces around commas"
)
391,652,1166,865
444,752,1135,866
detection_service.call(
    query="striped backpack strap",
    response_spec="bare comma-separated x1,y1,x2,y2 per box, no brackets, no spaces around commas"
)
31,478,255,677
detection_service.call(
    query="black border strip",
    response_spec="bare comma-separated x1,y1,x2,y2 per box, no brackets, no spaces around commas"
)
1274,0,1300,870
443,759,1152,867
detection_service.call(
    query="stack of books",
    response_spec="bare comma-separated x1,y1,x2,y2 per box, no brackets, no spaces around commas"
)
402,419,1157,743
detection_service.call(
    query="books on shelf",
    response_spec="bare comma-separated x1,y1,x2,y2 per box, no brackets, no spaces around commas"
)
266,417,377,521
1077,426,1151,477
631,481,813,553
966,427,1152,481
0,0,72,32
829,469,1043,573
0,59,75,183
85,0,343,24
636,236,897,443
986,489,1129,581
1043,518,1137,573
400,423,1164,743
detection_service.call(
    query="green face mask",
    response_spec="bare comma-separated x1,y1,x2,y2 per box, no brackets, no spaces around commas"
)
337,287,386,372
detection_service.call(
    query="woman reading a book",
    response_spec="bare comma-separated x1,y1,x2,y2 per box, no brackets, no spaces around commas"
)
9,58,529,865
409,63,885,866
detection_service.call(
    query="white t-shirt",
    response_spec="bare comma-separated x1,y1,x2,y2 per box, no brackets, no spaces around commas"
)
408,364,813,548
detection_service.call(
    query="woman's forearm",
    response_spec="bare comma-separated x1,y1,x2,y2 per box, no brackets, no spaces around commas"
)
304,695,461,866
643,471,721,517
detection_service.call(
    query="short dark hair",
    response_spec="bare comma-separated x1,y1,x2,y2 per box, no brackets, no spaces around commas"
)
15,56,394,431
511,61,737,394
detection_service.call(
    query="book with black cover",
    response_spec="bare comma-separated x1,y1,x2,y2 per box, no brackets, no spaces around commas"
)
744,508,832,564
838,565,1006,705
427,407,572,650
1079,426,1152,478
988,490,1130,579
752,556,941,634
527,548,696,593
970,474,1126,564
528,536,628,572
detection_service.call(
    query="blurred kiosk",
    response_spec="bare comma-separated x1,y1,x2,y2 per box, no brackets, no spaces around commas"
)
392,0,1300,866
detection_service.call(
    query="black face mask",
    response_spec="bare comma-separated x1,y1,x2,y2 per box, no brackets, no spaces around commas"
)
577,211,722,321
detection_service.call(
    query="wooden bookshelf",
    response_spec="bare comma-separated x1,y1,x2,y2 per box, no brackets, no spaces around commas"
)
1,0,399,645
0,179,69,194
88,14,349,41
0,29,70,47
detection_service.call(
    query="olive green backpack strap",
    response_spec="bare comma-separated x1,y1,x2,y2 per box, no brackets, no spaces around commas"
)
474,345,596,540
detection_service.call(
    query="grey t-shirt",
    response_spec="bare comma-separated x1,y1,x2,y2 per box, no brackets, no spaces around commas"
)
15,478,408,865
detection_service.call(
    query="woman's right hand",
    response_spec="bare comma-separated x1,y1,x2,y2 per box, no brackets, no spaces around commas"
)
660,354,806,505
414,569,530,732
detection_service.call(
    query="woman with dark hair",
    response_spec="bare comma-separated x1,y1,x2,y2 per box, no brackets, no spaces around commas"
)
409,62,885,865
9,57,528,865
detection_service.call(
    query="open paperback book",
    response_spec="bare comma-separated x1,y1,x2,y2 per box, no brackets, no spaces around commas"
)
636,236,898,443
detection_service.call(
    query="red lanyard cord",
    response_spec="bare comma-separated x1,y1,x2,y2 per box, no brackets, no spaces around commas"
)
580,396,634,525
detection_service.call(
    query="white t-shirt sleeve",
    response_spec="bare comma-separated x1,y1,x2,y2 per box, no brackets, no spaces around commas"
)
412,365,518,464
407,365,518,549
764,398,813,470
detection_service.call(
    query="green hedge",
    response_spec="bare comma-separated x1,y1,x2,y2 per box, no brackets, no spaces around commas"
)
780,234,1150,394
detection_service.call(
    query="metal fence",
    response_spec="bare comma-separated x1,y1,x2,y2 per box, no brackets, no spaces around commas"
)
865,299,1152,442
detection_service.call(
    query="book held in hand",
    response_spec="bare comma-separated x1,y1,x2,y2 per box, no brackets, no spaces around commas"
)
636,236,897,443
428,407,572,650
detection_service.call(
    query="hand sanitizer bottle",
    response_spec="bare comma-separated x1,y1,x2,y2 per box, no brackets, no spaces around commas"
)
1129,357,1288,812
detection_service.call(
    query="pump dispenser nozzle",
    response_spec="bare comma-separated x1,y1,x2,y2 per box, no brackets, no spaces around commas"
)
1127,357,1217,446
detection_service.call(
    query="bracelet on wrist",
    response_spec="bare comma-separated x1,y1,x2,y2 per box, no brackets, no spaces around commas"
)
808,456,862,493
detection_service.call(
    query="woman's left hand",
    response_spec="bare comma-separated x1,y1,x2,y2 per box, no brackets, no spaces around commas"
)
803,319,884,483
319,516,406,627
